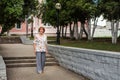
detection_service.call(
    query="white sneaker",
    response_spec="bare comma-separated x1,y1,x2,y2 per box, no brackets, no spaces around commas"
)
37,71,42,74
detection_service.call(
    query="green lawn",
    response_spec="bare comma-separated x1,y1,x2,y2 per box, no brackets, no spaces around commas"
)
49,37,120,52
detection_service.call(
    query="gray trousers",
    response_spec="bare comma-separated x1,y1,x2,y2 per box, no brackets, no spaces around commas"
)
36,52,46,72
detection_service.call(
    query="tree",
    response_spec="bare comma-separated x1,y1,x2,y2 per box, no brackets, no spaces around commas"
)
22,0,39,38
0,0,39,36
40,0,120,44
0,0,24,34
101,0,120,44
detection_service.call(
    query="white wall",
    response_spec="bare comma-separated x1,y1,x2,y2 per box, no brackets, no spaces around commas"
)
48,45,120,80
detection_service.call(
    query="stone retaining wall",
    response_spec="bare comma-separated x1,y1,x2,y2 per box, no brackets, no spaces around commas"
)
0,56,7,80
48,45,120,80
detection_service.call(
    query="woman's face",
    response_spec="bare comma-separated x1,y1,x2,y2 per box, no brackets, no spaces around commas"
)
39,28,44,34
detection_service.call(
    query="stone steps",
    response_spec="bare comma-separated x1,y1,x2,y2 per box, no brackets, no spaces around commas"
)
3,55,59,68
4,58,56,63
5,62,58,68
3,55,53,60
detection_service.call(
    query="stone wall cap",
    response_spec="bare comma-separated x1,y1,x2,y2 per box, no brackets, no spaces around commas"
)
48,44,120,58
0,56,6,69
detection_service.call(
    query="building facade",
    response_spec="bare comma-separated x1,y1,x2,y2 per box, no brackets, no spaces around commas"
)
9,16,57,36
9,0,57,36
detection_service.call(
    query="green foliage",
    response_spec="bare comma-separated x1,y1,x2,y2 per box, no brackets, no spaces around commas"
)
40,0,103,26
0,0,24,33
100,0,120,21
0,0,39,34
0,0,24,23
22,0,39,17
40,0,119,26
1,0,119,34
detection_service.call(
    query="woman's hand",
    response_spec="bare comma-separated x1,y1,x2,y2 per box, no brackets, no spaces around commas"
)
33,43,36,55
34,50,36,55
46,50,48,54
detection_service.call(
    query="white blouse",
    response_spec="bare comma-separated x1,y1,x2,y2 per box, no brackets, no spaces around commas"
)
33,34,47,52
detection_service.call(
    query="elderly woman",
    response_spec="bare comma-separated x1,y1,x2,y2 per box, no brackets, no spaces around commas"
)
33,26,48,74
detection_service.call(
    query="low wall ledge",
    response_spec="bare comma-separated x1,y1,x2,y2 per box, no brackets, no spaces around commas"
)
0,55,7,80
48,44,120,58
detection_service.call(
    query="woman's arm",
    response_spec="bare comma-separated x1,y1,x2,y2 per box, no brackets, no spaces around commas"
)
45,35,48,54
33,36,37,55
45,43,48,54
33,43,36,55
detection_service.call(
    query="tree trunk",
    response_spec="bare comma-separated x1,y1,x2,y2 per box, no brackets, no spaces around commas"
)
7,30,10,36
82,23,88,38
111,21,115,44
79,22,88,39
60,26,62,34
31,16,34,38
65,25,67,38
87,19,92,40
91,18,98,38
74,21,79,40
61,26,64,37
111,21,119,44
79,23,84,39
69,22,74,39
69,23,72,38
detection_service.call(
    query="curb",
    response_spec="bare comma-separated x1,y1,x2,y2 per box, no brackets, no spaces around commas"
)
0,56,7,80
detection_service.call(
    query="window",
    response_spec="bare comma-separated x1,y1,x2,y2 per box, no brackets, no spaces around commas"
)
44,23,51,27
16,22,21,29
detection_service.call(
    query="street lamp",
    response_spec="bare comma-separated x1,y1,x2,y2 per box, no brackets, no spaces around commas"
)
55,3,61,45
25,15,28,37
92,0,99,6
31,15,34,38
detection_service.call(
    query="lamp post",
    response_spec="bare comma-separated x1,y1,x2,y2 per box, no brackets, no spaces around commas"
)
25,15,28,37
92,0,99,6
55,3,61,45
31,15,34,38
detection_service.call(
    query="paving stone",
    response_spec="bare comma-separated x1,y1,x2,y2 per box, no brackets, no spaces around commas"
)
0,44,88,80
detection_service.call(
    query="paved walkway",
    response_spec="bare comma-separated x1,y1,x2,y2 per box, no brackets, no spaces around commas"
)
0,44,88,80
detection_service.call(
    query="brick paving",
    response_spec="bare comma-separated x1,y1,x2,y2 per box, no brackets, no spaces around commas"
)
0,44,88,80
